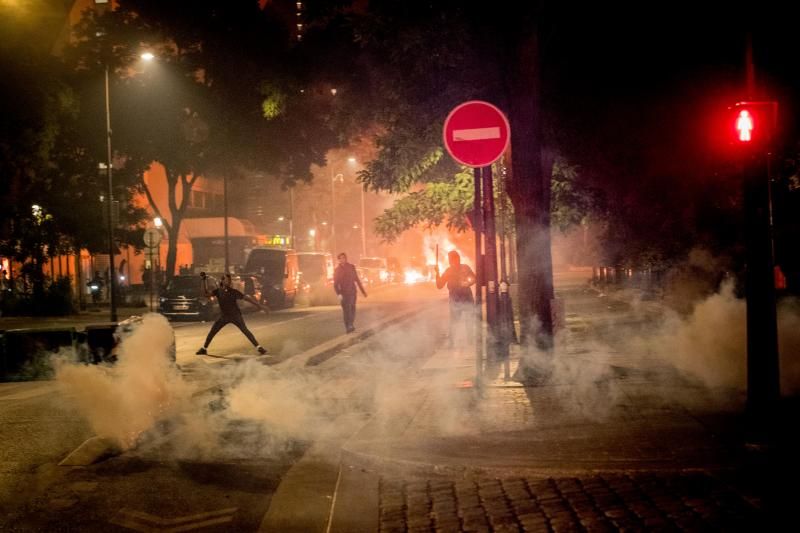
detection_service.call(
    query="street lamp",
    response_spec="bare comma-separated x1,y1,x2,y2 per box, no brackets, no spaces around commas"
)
103,50,155,322
349,157,367,258
329,156,359,256
330,172,343,253
288,187,295,249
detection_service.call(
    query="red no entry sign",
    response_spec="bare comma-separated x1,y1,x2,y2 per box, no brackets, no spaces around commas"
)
443,100,510,168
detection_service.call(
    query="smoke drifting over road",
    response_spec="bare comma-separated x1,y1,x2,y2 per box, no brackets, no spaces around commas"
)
53,266,800,462
53,304,447,459
55,314,193,449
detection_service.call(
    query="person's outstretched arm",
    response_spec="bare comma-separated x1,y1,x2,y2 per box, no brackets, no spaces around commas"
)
435,267,448,289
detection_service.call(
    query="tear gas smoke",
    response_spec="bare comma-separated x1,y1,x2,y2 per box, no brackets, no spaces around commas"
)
55,314,194,449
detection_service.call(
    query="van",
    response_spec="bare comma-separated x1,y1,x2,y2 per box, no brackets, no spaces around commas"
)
297,252,337,306
358,256,389,285
243,247,299,309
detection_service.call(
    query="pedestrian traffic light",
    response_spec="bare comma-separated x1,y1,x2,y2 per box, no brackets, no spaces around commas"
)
729,101,778,149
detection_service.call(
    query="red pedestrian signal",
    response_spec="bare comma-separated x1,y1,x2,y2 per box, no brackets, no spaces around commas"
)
736,110,753,142
729,101,778,148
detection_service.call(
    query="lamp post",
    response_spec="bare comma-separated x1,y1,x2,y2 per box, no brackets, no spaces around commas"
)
103,51,154,322
288,187,295,249
330,172,343,254
359,180,366,257
103,64,118,321
346,156,367,258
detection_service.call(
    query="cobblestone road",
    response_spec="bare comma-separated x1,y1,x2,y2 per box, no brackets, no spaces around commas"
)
378,472,763,532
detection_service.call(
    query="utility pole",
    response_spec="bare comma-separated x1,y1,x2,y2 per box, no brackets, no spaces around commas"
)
104,64,118,322
360,186,367,257
223,174,229,273
289,187,295,249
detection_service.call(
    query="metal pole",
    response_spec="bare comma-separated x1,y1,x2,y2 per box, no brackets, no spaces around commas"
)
105,64,118,322
483,165,499,341
473,167,483,386
331,172,337,254
149,248,154,312
224,174,229,273
499,163,508,281
743,151,780,433
360,186,367,258
289,187,295,249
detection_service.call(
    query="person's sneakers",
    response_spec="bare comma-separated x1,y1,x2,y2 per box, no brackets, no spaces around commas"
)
346,326,355,334
257,346,268,355
196,347,207,356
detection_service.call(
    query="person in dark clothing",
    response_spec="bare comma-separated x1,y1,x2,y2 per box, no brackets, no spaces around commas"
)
196,272,268,355
435,251,476,347
333,253,367,333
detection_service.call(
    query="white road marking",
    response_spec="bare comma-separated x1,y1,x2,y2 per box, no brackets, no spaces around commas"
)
111,507,238,532
453,126,500,141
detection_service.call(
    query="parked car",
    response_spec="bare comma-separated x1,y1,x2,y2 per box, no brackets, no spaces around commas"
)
297,252,337,306
358,256,389,285
159,275,219,321
243,247,299,309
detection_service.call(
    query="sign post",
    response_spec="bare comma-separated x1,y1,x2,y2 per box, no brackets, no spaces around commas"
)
443,100,511,380
143,229,162,312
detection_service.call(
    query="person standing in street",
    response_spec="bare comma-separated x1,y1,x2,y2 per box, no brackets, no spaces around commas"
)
435,250,476,347
196,272,268,355
334,253,367,333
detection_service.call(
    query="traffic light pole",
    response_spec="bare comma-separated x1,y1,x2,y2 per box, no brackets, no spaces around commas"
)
743,152,781,434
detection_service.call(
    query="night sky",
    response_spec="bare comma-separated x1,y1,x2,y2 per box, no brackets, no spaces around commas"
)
542,1,800,184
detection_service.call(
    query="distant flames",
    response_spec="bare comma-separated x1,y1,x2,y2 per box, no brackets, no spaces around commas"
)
423,231,472,268
404,267,427,285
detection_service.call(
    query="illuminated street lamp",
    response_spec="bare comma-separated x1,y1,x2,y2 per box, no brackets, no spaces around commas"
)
329,156,358,255
102,50,156,322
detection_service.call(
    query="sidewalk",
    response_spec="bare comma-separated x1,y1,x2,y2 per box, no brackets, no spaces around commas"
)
0,307,148,331
328,285,793,531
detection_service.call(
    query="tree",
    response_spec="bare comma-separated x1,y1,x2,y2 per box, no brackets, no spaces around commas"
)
304,1,562,346
66,1,352,279
0,11,144,296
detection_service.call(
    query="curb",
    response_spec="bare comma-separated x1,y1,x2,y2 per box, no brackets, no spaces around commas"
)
338,443,736,480
58,436,122,467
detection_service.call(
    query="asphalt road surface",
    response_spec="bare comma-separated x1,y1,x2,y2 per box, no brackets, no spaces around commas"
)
0,281,448,532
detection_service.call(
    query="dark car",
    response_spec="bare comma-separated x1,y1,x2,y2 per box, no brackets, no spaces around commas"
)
297,252,337,306
159,275,218,321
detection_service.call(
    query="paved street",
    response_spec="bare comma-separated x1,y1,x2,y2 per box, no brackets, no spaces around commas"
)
2,275,798,531
0,282,449,531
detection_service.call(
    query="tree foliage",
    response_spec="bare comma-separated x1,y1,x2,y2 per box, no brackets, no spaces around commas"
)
0,8,145,289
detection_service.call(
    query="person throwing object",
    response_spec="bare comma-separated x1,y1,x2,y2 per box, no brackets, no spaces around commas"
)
196,272,268,355
435,251,476,348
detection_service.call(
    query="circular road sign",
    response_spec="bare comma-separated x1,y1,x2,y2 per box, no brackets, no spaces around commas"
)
443,100,510,168
143,228,162,249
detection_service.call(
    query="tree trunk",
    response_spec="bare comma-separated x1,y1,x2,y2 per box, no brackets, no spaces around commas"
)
506,27,555,350
166,225,179,284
